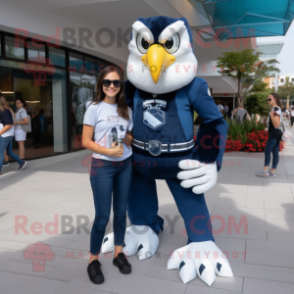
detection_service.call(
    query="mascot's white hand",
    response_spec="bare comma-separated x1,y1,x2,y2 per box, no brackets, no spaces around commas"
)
177,160,217,194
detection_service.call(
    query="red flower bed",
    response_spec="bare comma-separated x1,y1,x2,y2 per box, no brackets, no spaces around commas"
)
225,130,285,153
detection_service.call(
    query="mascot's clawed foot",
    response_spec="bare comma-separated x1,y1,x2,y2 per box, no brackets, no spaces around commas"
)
167,241,233,285
101,225,159,260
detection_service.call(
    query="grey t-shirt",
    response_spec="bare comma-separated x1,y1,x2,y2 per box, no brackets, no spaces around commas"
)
15,107,28,130
83,101,133,161
236,108,247,123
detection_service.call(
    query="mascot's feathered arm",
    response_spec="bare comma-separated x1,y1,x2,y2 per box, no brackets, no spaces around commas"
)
177,78,228,194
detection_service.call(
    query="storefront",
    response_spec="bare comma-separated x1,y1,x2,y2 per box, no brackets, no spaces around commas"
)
0,31,113,159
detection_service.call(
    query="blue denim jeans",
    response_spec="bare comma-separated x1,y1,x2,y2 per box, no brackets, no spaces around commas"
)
0,136,23,172
89,157,132,255
264,136,280,169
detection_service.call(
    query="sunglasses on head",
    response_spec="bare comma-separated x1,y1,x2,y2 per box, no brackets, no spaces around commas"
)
102,79,122,88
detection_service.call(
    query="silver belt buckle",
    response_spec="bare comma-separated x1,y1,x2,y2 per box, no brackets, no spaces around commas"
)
148,140,162,156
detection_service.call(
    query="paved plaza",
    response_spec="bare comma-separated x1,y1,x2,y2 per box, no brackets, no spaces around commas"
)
1,122,294,294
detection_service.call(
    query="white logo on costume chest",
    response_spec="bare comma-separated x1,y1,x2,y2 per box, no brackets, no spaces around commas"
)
143,99,167,129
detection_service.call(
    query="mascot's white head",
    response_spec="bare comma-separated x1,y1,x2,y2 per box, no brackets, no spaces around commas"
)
127,16,197,94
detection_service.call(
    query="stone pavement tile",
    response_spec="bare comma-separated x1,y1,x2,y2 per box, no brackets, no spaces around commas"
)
232,262,294,283
67,235,90,251
265,202,294,210
214,237,246,263
8,249,63,267
30,235,76,248
246,248,294,268
58,283,111,294
0,259,54,277
246,201,264,209
159,234,187,246
191,276,243,292
0,230,38,243
206,199,247,208
0,239,29,251
247,239,294,253
185,283,242,294
63,270,187,294
243,277,294,294
247,194,293,202
0,271,66,294
247,221,294,233
268,231,294,242
266,211,294,220
216,229,266,241
54,255,88,272
157,242,181,257
44,267,80,282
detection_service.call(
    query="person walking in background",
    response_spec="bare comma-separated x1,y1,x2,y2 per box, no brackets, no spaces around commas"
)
0,109,15,166
290,107,294,128
224,103,229,116
14,98,29,160
0,95,27,175
82,66,133,284
256,93,283,177
233,106,251,123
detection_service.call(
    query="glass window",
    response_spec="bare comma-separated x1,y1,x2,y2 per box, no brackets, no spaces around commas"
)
280,79,284,83
49,47,66,67
85,56,96,74
5,35,25,59
70,71,96,150
27,40,46,63
69,52,83,72
96,60,107,75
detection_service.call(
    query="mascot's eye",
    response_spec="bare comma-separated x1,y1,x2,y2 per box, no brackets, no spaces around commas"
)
136,34,150,54
164,33,180,54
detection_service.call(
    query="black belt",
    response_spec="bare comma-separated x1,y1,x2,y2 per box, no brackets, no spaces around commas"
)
132,138,194,156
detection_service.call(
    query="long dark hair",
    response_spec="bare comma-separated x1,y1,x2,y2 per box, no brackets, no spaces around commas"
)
0,94,10,113
92,65,129,120
270,93,282,108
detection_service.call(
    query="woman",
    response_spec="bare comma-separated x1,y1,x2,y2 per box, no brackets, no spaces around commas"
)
0,95,27,175
82,66,133,284
14,98,29,160
256,93,283,177
290,107,294,128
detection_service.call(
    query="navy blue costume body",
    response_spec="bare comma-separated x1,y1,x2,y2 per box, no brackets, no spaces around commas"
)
125,77,228,243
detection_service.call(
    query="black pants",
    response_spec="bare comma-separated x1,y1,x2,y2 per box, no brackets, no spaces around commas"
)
291,117,294,126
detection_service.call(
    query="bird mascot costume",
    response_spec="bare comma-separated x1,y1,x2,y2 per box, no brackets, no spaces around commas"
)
102,16,233,286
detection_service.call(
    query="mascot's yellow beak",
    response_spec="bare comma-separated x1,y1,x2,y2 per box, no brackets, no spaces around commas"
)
141,44,176,84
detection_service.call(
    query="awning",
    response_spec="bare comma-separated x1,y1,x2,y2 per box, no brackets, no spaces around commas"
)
189,0,294,39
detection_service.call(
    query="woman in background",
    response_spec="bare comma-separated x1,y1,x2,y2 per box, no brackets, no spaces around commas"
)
256,93,283,177
0,95,27,175
14,98,29,160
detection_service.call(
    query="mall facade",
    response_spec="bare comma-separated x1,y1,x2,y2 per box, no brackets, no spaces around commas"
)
0,31,114,159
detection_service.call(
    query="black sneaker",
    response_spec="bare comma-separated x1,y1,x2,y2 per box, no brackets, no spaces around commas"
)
2,161,9,167
113,253,132,274
87,260,104,284
18,161,27,171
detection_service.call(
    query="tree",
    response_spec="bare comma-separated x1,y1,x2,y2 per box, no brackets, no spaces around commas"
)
216,49,280,107
277,77,294,108
246,90,271,116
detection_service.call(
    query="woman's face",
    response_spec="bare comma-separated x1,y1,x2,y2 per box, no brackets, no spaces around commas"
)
267,94,276,107
102,71,121,99
15,100,23,109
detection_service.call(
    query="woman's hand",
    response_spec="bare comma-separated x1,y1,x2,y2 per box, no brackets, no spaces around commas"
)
109,142,124,157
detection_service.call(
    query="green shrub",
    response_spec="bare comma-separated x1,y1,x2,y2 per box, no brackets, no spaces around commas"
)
226,117,266,144
246,90,271,116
